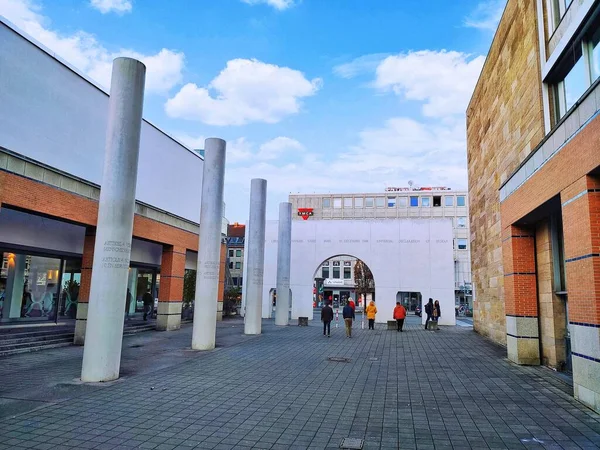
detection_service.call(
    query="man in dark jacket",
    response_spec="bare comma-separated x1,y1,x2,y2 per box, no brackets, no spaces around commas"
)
142,291,153,321
342,302,355,338
321,301,334,337
424,298,434,330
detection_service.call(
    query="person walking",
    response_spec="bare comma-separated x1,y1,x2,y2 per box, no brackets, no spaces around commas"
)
342,302,355,338
433,300,441,329
321,301,334,337
393,302,407,332
142,290,153,321
366,300,377,330
424,298,434,330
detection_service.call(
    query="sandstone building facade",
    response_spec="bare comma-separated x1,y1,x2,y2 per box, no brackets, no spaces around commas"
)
468,0,600,412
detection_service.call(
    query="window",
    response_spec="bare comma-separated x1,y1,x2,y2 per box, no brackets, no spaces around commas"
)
333,198,342,209
398,197,408,207
322,261,329,266
445,196,454,206
229,262,234,269
322,267,330,278
343,261,352,266
457,217,467,228
422,197,431,207
457,239,467,250
236,250,242,257
433,196,441,207
343,198,353,208
591,27,600,81
333,267,340,278
376,197,385,208
235,262,241,269
355,197,364,208
333,261,340,266
232,277,238,286
344,267,351,279
239,277,243,286
387,196,396,207
229,250,234,257
365,197,374,207
552,0,574,27
410,196,419,207
457,196,466,207
322,198,331,208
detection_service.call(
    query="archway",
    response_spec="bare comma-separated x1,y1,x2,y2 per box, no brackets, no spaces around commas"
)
312,255,375,311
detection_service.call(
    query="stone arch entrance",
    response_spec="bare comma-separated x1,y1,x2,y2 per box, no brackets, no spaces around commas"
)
260,218,456,325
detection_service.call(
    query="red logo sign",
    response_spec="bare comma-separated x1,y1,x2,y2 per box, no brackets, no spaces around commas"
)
297,208,314,220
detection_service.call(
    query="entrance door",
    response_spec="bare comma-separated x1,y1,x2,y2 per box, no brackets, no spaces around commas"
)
562,294,572,373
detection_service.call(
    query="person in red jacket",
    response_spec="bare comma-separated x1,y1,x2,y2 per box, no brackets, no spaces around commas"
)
393,302,407,332
348,296,355,311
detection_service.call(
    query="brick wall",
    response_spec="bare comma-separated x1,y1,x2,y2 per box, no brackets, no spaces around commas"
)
466,0,546,345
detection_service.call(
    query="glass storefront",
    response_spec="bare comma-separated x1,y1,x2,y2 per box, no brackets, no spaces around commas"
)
0,251,81,323
127,266,160,319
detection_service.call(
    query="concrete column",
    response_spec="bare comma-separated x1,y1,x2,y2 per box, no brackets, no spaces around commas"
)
241,229,250,317
1,253,26,321
157,245,185,331
244,179,267,335
191,138,227,350
74,228,95,345
275,202,292,326
81,58,146,382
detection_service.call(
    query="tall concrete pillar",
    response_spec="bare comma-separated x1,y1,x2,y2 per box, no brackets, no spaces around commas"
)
81,58,146,382
275,202,292,326
191,138,227,350
244,179,267,335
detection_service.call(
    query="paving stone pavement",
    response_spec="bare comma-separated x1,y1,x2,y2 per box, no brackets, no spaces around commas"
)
0,315,599,450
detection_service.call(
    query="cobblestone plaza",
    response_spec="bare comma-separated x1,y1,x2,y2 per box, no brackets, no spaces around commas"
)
1,316,599,449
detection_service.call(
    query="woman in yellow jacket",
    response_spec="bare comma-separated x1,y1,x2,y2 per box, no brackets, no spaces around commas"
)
366,300,377,330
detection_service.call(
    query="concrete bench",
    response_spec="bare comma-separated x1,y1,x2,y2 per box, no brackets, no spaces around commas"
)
298,317,308,326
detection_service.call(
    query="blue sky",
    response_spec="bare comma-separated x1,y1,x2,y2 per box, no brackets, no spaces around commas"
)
1,0,505,222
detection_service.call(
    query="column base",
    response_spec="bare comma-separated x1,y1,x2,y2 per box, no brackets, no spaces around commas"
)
74,303,88,345
571,324,600,413
506,316,540,365
216,301,223,322
156,302,182,331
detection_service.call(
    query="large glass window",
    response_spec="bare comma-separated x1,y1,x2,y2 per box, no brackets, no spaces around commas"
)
410,196,419,207
343,198,353,208
355,197,364,208
333,267,340,279
398,197,408,207
445,196,454,206
457,217,467,228
387,196,396,207
457,239,468,250
322,267,330,278
235,262,241,269
344,267,351,279
323,198,331,208
333,198,342,209
376,197,385,208
590,27,600,82
422,197,431,207
229,249,234,257
365,197,374,208
236,250,242,257
457,196,466,207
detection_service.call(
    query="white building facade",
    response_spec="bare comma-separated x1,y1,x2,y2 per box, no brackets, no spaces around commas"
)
289,188,472,309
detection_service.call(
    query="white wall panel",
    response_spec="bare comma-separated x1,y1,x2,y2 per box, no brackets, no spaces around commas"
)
0,21,203,223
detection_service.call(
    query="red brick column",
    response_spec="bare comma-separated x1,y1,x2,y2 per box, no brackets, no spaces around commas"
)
157,245,186,331
74,228,95,345
502,224,540,365
561,175,600,412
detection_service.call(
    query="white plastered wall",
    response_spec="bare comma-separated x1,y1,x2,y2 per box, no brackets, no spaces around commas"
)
260,219,456,325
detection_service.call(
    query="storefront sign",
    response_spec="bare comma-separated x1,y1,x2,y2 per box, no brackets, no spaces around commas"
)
297,208,314,220
324,278,345,286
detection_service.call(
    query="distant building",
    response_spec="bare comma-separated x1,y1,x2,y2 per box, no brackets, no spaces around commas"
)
225,223,245,290
289,187,471,309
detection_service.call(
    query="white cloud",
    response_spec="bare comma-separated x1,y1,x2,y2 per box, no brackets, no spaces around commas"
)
333,53,390,79
374,50,485,118
90,0,132,15
464,0,506,31
258,137,304,160
241,0,296,10
165,59,321,126
0,0,184,94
